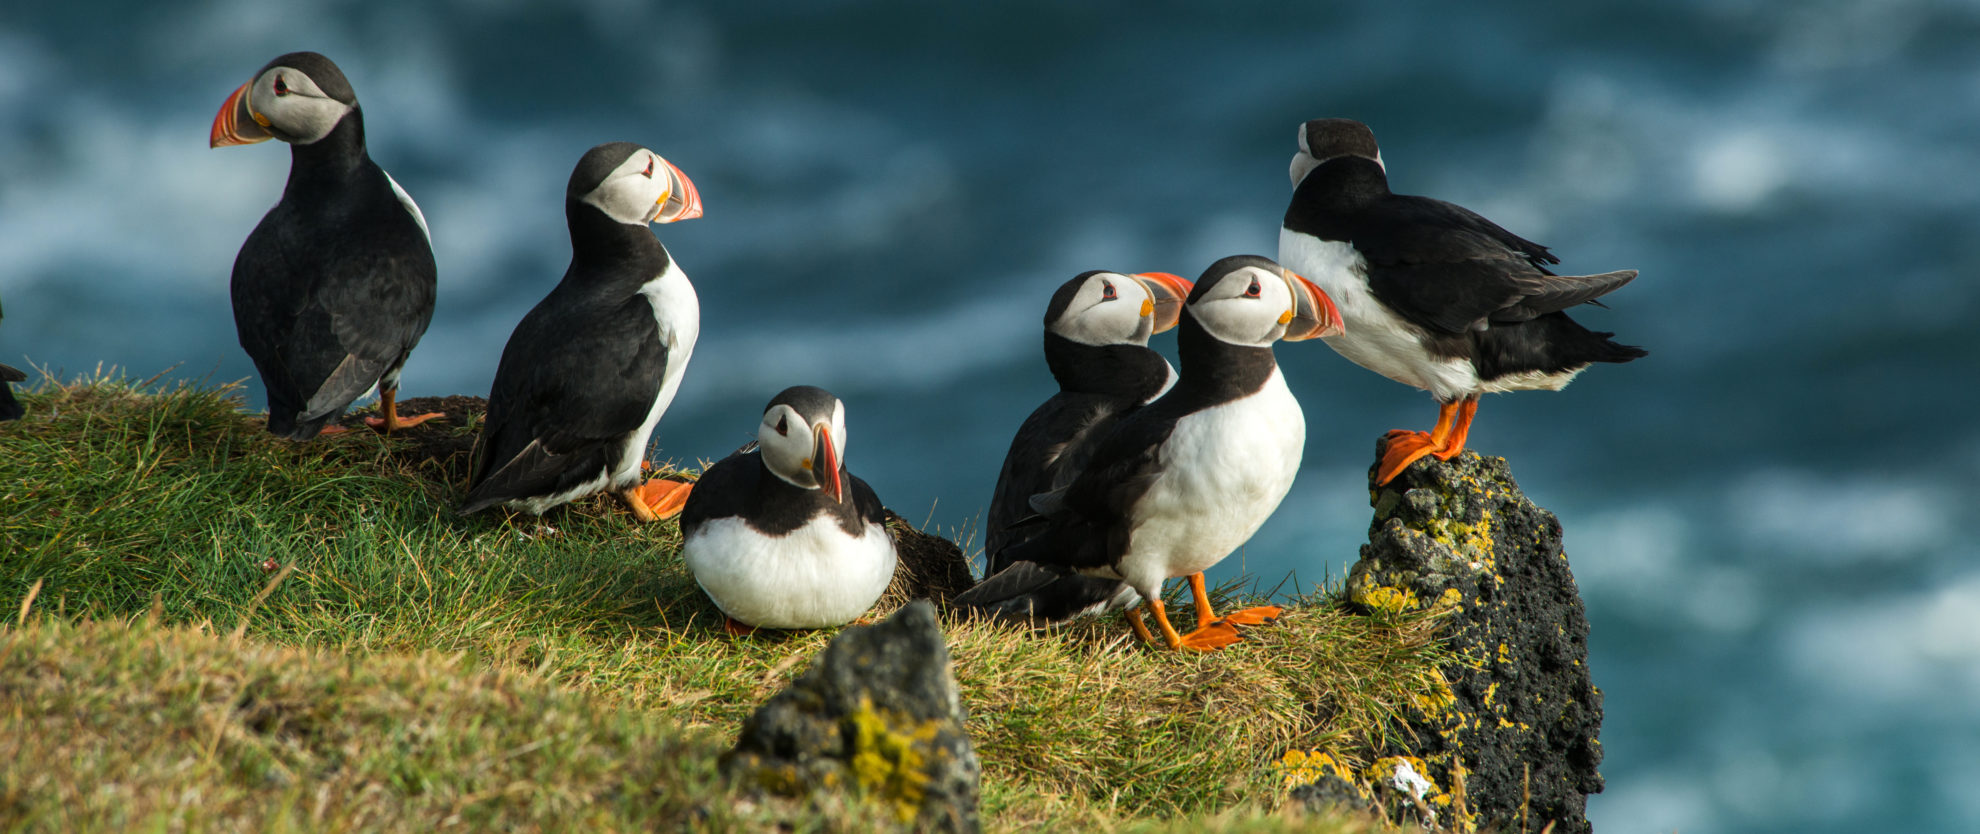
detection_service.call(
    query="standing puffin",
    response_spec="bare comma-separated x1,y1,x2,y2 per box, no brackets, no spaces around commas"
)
1280,118,1646,485
459,142,704,522
681,386,896,634
969,256,1342,651
211,52,443,439
983,269,1193,569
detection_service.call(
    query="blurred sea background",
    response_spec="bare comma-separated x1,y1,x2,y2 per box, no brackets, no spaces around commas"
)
3,2,1977,831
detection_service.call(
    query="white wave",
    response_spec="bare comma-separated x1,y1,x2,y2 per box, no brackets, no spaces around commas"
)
1732,468,1959,564
1785,571,1980,710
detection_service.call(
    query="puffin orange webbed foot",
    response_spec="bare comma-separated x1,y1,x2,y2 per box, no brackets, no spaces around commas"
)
629,478,693,521
1217,605,1283,627
364,411,445,432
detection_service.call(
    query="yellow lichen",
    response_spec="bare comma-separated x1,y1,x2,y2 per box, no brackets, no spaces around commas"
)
1409,669,1457,715
1274,749,1366,793
1350,578,1419,614
846,697,939,823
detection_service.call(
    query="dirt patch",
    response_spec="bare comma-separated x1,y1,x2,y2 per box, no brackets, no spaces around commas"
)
337,394,487,485
881,510,976,608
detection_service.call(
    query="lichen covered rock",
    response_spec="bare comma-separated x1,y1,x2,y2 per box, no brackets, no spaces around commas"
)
1322,447,1604,833
725,601,981,832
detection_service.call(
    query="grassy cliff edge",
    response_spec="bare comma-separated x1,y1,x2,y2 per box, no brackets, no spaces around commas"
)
0,375,1451,832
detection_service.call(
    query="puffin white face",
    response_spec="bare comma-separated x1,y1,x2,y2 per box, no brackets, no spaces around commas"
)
1289,122,1385,186
580,149,704,226
1048,272,1183,346
758,396,850,501
211,64,352,147
1189,258,1344,347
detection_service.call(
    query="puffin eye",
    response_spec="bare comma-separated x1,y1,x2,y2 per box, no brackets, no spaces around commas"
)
1244,278,1262,298
1101,282,1117,300
774,415,789,436
273,75,289,96
642,157,655,178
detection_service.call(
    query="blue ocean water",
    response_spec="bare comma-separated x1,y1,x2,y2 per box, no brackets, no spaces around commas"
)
3,2,1976,831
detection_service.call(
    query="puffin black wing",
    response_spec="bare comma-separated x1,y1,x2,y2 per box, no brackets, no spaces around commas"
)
983,392,1127,564
848,473,888,531
1351,192,1636,336
460,292,669,514
952,560,1136,626
996,405,1177,575
0,363,22,422
677,445,760,538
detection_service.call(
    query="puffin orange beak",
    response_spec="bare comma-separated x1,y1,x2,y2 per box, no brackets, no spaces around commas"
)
812,423,843,503
210,81,272,148
1132,272,1194,334
653,159,703,223
1281,269,1344,341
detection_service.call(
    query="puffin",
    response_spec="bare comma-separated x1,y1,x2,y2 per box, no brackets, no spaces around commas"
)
982,269,1193,569
211,51,443,439
680,385,897,634
459,142,704,522
1279,118,1646,485
965,256,1342,651
0,295,22,422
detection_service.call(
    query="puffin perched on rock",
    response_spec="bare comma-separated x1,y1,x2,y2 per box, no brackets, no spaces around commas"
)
681,386,896,634
211,51,443,439
1280,118,1646,485
983,269,1193,567
460,142,704,522
961,256,1342,650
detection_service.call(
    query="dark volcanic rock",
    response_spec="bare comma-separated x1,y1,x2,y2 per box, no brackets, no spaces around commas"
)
1337,446,1604,834
725,601,981,832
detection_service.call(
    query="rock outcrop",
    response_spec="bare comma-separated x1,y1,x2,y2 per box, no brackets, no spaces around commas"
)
724,601,981,832
1299,447,1604,833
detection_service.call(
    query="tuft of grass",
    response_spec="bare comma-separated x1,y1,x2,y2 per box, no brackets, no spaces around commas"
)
0,375,1448,831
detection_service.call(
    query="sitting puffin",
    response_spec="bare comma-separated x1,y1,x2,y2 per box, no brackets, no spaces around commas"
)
970,256,1341,651
211,51,443,439
983,269,1193,568
459,142,704,522
681,386,896,633
1280,118,1646,485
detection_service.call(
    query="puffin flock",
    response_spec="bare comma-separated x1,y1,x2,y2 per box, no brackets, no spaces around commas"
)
183,52,1646,647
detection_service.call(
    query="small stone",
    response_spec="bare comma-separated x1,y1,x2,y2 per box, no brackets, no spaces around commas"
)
725,601,981,833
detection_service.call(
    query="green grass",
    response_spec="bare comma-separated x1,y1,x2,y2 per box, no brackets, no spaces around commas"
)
0,374,1450,832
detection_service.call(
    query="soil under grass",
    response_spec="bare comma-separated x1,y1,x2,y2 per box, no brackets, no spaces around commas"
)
0,374,1449,832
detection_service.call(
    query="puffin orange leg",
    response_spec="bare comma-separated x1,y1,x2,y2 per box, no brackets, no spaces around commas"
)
363,388,445,432
723,617,758,637
1148,598,1242,652
1185,571,1282,628
619,479,693,522
1432,396,1480,461
1188,572,1217,629
1376,400,1461,485
1126,608,1156,644
316,424,350,436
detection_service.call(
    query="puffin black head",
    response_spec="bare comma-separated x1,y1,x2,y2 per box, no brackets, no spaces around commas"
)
1185,255,1343,347
567,141,703,226
1043,270,1194,347
1290,118,1383,185
210,52,359,148
757,385,849,502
